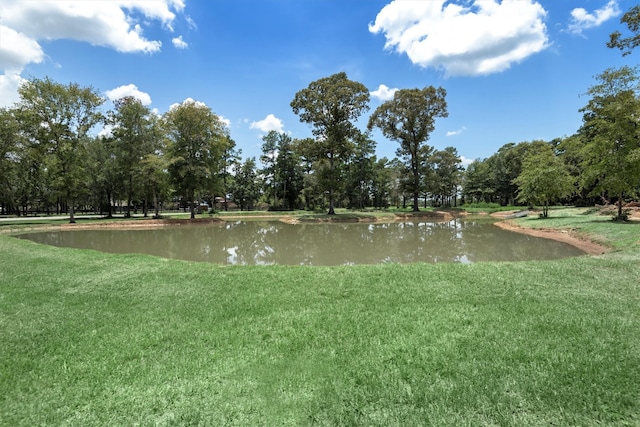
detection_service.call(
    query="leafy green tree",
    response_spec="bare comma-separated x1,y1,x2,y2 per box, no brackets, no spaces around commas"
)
608,5,640,56
258,131,303,210
578,66,640,220
231,157,261,210
260,131,279,207
486,141,549,206
371,157,391,209
514,145,575,218
86,136,119,216
139,149,169,218
462,159,495,204
430,146,463,207
291,137,318,210
275,133,304,210
291,72,370,214
17,77,104,223
107,97,160,217
556,133,600,205
0,108,20,214
368,86,448,211
163,99,228,219
345,132,376,209
219,135,241,211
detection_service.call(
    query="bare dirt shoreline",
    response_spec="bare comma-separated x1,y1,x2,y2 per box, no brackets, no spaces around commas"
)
492,217,610,256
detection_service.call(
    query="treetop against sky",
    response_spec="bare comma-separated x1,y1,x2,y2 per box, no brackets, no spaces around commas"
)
0,0,635,164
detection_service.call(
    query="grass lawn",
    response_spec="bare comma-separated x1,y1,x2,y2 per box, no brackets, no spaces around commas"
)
1,208,639,426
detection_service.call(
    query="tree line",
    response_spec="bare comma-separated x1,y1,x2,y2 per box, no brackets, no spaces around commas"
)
1,6,639,221
0,72,461,221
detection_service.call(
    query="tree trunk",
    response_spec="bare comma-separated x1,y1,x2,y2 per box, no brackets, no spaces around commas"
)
189,189,196,219
153,188,160,219
69,197,76,224
618,195,623,220
327,155,336,215
106,189,113,218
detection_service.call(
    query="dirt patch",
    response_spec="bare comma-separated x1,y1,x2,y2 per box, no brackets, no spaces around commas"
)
494,220,609,256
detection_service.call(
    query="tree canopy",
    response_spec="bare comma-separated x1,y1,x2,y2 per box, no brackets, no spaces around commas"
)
608,5,640,56
17,77,104,223
291,72,370,214
513,144,575,218
578,66,640,220
368,86,448,211
163,99,229,219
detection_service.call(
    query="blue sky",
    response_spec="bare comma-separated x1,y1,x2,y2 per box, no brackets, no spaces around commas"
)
0,0,636,166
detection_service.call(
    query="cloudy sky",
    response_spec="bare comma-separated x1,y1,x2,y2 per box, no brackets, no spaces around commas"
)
0,0,635,165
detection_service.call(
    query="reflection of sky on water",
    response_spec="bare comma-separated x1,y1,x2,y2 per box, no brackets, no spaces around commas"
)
17,219,585,266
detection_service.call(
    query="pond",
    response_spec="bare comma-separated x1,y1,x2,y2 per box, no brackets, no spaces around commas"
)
16,218,585,266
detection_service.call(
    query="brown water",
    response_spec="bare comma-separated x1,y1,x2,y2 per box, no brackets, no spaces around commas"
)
16,219,585,266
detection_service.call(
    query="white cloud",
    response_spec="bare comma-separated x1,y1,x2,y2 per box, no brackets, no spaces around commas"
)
0,0,180,54
0,0,187,106
169,97,207,111
218,115,231,128
568,0,621,35
185,16,198,30
446,126,466,137
460,156,474,168
98,123,115,138
370,84,398,101
172,35,188,49
0,25,45,70
0,71,25,108
250,114,284,133
369,0,549,76
105,84,152,105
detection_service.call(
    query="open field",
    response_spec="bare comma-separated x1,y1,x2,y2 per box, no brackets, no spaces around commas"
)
1,208,639,425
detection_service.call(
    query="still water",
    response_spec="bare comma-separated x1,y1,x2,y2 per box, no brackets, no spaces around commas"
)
16,219,585,266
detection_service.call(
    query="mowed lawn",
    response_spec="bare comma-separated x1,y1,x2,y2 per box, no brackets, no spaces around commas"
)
1,209,639,426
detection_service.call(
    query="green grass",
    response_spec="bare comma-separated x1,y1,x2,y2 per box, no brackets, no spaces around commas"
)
1,209,639,426
457,203,522,213
513,207,639,251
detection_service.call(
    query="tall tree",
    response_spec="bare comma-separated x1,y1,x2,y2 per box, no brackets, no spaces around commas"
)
462,159,495,204
371,157,391,209
139,149,169,219
368,86,448,211
163,99,228,219
579,66,640,220
514,144,575,218
260,131,279,207
292,137,322,211
86,136,119,217
17,77,104,223
219,135,241,211
0,108,20,214
608,5,640,56
275,132,304,210
345,132,376,209
291,72,370,214
231,157,261,211
108,96,159,217
487,140,549,206
430,146,463,207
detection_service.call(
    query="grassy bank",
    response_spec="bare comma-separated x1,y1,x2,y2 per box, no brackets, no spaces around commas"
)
1,209,639,425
